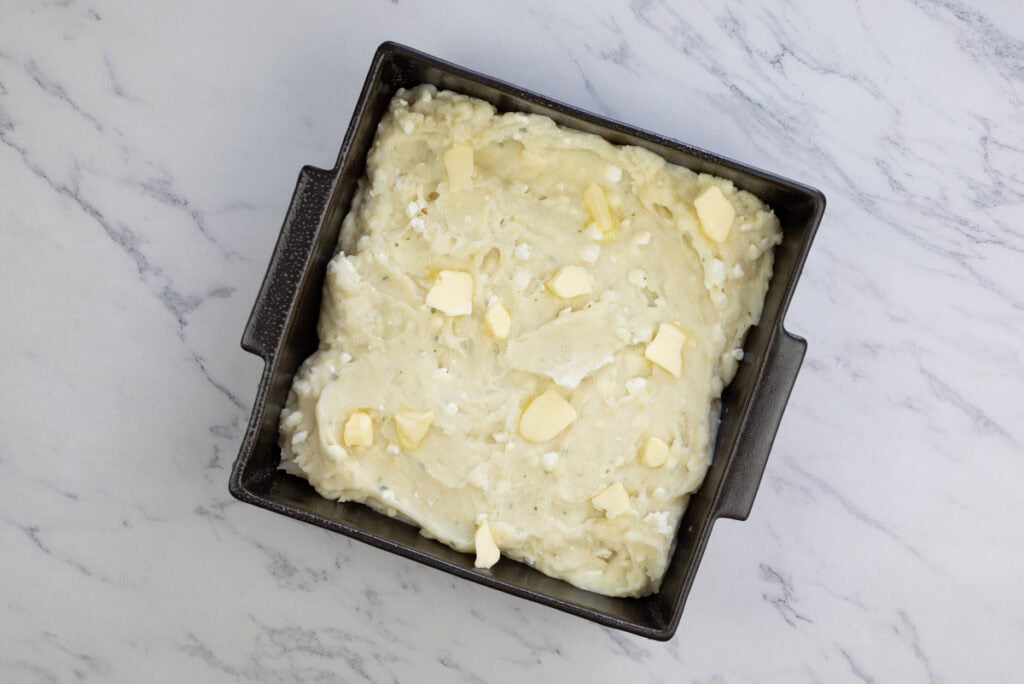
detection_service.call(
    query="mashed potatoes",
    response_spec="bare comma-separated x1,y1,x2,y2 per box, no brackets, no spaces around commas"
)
278,85,781,597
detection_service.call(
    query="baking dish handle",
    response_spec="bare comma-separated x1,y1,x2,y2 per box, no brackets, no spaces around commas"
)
242,165,335,359
715,329,807,521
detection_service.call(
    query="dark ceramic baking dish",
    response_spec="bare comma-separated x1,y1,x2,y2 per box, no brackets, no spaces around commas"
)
230,42,824,640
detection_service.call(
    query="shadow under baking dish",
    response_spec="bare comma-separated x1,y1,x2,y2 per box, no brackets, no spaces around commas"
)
230,42,825,640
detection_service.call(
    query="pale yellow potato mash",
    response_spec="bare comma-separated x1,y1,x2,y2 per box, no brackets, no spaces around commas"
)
278,85,781,597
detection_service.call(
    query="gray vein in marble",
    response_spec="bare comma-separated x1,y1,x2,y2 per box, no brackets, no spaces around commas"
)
520,8,621,119
590,13,642,76
811,580,868,613
7,522,123,588
568,54,620,117
2,130,166,290
895,609,942,684
779,464,934,568
182,615,410,682
190,351,246,410
136,174,246,261
40,632,108,680
101,52,136,102
918,366,1015,444
911,0,1024,83
489,611,564,664
24,58,104,132
0,659,58,684
2,52,244,277
594,38,640,76
759,563,813,628
838,647,875,684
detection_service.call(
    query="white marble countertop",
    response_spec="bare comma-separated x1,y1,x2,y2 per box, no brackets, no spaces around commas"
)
2,1,1022,681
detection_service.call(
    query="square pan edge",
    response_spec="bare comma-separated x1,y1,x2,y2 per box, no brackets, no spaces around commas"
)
230,40,825,641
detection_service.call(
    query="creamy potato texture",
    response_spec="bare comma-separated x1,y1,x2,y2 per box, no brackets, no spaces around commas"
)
279,85,781,597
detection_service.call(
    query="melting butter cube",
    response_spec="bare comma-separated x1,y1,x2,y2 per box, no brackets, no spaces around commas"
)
640,436,670,468
645,323,688,377
426,270,473,316
444,144,474,190
519,389,578,442
584,182,617,234
394,408,435,450
343,411,373,447
694,185,736,242
474,520,500,569
547,265,593,299
592,482,631,517
484,300,511,340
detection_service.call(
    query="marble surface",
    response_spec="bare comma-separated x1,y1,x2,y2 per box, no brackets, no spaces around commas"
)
2,0,1022,681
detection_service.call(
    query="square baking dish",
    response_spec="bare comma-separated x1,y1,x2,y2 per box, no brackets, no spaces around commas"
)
230,42,824,640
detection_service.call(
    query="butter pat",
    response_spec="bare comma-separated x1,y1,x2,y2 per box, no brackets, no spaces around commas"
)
583,183,617,234
343,411,373,447
694,185,736,242
394,409,435,450
426,270,473,316
444,144,474,190
519,390,578,442
484,300,511,340
474,520,500,569
548,265,593,299
592,482,631,517
640,436,670,468
645,323,688,377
